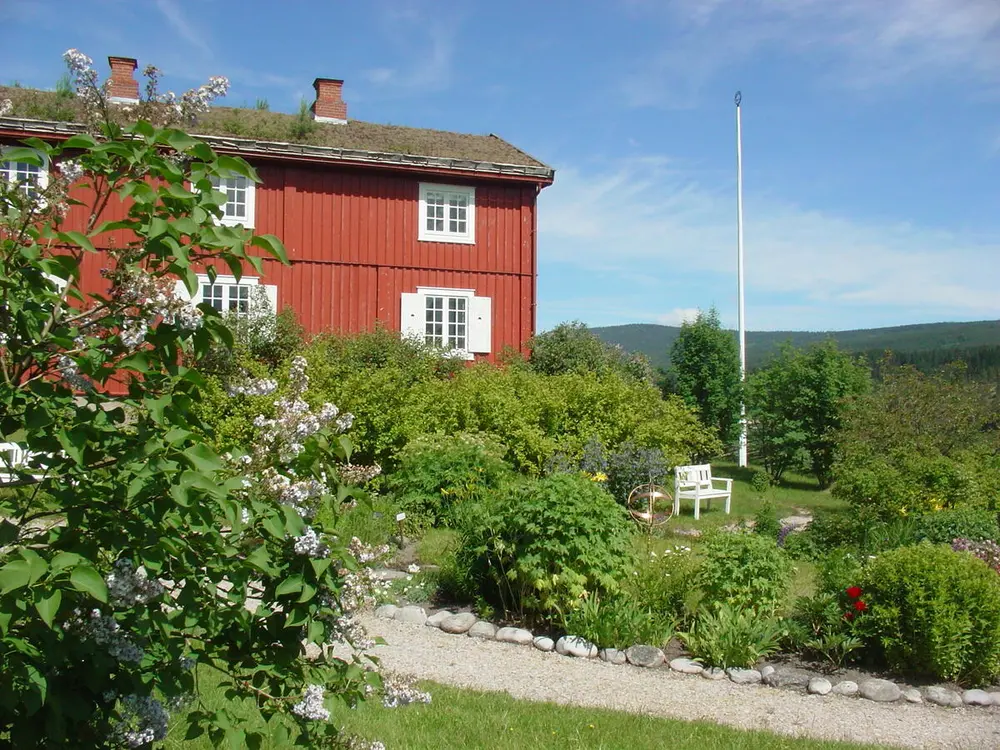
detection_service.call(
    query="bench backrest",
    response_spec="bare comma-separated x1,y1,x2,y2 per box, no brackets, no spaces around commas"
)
675,464,713,488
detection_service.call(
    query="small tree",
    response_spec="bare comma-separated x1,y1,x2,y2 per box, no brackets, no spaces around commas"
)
667,308,742,449
527,321,652,382
747,342,870,486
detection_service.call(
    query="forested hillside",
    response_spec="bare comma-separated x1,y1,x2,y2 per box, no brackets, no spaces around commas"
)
591,320,1000,379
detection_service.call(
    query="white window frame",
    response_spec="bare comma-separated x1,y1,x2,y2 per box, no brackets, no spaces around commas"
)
174,274,277,317
400,286,492,359
418,183,475,244
0,148,49,198
209,174,256,228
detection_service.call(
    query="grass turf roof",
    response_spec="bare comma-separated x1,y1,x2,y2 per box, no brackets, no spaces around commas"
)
0,86,549,170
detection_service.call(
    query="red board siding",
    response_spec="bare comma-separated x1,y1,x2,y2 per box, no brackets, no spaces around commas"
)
34,153,540,360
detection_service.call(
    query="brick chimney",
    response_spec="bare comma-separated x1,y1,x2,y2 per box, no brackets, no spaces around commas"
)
311,78,347,124
107,56,139,104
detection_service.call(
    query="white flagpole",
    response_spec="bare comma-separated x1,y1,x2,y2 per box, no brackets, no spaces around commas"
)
735,91,748,468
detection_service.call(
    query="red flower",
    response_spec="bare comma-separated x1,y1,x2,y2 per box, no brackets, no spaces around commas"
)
843,611,855,621
854,600,868,612
846,586,863,599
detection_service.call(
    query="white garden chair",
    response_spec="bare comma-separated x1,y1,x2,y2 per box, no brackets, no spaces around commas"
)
673,464,732,520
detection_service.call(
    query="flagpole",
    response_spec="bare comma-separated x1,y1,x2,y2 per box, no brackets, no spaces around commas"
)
735,91,748,468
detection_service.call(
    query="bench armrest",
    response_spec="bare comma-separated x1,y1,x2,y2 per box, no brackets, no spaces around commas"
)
711,477,733,491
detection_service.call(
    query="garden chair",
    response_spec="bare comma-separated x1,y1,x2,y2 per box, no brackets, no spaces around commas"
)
673,464,732,520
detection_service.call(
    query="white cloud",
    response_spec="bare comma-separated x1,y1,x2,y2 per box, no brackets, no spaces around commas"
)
538,156,1000,329
154,0,211,57
361,9,457,95
622,0,1000,107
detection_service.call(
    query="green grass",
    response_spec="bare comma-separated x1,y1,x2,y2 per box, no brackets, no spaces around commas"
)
168,679,888,750
664,462,845,534
416,528,459,566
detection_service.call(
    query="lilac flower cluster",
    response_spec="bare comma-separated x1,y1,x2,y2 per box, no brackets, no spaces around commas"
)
57,355,92,391
228,377,278,397
777,524,795,548
106,559,164,608
291,684,330,721
67,608,143,663
63,49,103,117
338,462,383,486
258,468,327,517
292,526,329,558
115,694,169,748
58,159,85,184
0,99,11,117
381,672,432,708
106,267,203,336
953,538,1000,574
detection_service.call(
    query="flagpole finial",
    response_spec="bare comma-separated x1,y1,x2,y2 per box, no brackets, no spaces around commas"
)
734,91,742,106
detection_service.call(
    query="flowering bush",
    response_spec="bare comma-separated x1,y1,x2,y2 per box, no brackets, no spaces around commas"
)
953,538,1000,575
0,51,405,747
858,543,1000,685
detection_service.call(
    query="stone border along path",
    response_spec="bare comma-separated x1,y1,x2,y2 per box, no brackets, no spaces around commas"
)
364,606,1000,750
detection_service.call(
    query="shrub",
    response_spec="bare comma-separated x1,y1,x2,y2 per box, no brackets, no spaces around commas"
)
386,433,514,527
753,500,781,540
698,532,792,614
561,592,675,650
627,544,702,628
605,441,671,505
915,508,999,545
788,550,866,668
858,543,1000,685
454,473,634,624
679,603,784,669
953,538,1000,575
527,321,653,383
749,469,771,494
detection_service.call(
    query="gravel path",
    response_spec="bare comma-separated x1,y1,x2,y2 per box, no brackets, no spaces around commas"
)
362,615,1000,750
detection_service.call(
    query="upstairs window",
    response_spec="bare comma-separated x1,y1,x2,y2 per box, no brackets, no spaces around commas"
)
418,183,475,244
210,174,255,227
0,150,48,199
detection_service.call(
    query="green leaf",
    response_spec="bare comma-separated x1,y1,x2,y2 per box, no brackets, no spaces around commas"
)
1,147,43,166
159,128,201,153
250,234,289,264
57,427,87,464
61,134,98,150
275,575,304,598
34,589,62,629
50,552,82,572
56,231,97,254
0,561,32,594
69,566,108,603
20,549,47,586
182,443,224,474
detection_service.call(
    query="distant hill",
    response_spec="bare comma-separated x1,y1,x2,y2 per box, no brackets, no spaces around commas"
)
591,320,1000,375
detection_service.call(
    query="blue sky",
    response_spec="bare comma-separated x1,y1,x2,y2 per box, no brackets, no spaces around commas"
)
3,0,999,332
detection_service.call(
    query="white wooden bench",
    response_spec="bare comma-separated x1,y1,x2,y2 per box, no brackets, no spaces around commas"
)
0,443,44,485
673,464,732,520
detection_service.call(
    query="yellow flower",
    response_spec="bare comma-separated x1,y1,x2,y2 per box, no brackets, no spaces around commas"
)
592,471,608,482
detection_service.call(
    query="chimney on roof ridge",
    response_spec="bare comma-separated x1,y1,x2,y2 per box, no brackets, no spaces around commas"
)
311,78,347,124
107,56,139,104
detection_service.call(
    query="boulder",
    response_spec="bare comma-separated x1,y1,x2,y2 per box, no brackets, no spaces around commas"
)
859,679,901,703
808,677,832,695
923,686,963,708
902,688,922,704
831,681,859,696
467,621,498,640
440,612,477,634
532,635,555,652
701,667,726,680
375,604,399,620
625,645,665,668
962,689,993,707
726,668,762,685
669,657,704,675
394,605,427,626
759,665,776,679
555,635,598,658
425,610,453,629
495,627,534,645
600,648,627,665
762,667,812,689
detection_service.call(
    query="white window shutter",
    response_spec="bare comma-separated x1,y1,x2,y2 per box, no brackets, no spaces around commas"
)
174,280,194,302
263,284,278,314
400,292,423,340
468,295,492,354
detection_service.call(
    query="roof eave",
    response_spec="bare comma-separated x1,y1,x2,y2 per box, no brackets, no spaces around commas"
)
0,116,555,185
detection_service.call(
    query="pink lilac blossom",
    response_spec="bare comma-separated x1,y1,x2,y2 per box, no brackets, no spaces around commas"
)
67,608,143,663
292,526,329,558
381,672,432,708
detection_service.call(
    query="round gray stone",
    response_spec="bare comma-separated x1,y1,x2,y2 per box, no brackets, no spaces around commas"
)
532,635,555,652
923,686,963,708
375,604,399,620
600,648,627,665
701,667,726,680
962,689,993,706
726,668,762,685
496,627,534,645
903,688,923,704
759,665,776,679
440,612,477,634
625,645,665,668
425,610,453,628
763,667,813,689
394,605,427,626
556,635,598,658
808,677,833,695
859,679,901,703
467,621,498,640
831,680,859,696
669,657,704,674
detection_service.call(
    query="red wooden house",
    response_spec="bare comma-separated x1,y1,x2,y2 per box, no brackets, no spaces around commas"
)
0,57,555,360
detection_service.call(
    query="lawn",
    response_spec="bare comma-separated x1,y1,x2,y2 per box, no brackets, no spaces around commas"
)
167,679,889,750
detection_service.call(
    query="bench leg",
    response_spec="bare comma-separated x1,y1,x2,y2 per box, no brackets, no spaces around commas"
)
694,495,700,521
725,494,731,514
